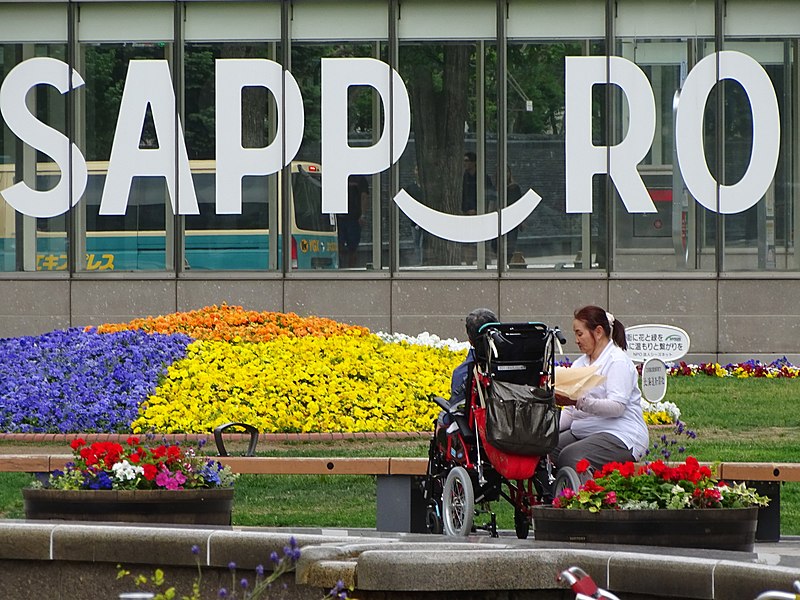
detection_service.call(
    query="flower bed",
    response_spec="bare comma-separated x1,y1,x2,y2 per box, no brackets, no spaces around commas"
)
670,357,800,378
554,457,768,511
537,456,768,551
5,304,785,434
0,305,465,433
47,436,236,490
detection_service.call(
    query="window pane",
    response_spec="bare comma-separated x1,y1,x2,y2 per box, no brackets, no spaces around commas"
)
0,22,68,272
612,0,716,272
79,43,172,271
292,42,382,271
504,41,591,271
397,42,498,270
719,39,794,271
183,42,278,271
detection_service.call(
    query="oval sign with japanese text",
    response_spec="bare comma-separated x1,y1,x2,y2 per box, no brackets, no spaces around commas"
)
625,324,690,363
641,357,668,403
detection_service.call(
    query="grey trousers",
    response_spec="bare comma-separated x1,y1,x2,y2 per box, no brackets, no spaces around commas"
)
550,430,635,471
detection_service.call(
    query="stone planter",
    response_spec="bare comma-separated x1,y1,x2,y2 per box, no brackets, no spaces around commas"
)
532,506,758,551
23,487,234,526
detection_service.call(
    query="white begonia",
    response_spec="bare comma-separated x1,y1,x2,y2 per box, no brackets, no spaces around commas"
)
640,399,681,421
111,460,144,482
375,331,470,352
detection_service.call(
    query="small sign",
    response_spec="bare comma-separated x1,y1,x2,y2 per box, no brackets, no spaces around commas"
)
641,357,668,403
625,324,690,363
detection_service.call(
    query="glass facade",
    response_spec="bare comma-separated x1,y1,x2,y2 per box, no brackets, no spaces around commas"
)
1,0,798,276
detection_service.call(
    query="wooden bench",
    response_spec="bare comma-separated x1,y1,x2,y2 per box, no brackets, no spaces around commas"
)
1,456,794,539
717,462,800,542
0,454,430,533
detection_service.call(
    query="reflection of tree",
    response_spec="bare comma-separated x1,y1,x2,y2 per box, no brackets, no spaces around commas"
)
403,44,471,265
505,44,577,135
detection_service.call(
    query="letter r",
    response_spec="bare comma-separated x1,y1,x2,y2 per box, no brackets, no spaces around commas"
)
565,56,656,214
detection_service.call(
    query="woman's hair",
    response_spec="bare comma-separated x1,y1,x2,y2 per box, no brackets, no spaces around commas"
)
574,305,627,350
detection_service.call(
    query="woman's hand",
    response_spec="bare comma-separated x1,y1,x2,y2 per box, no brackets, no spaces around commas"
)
555,392,577,407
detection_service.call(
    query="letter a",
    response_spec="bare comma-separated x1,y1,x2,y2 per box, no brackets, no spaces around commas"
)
100,60,198,215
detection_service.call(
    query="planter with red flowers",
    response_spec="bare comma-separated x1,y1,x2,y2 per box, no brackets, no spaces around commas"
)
533,457,769,551
23,436,237,525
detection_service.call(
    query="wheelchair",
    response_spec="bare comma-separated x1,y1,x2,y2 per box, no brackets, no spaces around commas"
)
422,321,581,538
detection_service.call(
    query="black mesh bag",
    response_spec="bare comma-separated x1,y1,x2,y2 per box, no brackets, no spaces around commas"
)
484,379,559,456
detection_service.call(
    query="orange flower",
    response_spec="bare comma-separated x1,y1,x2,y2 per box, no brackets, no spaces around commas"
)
89,304,370,343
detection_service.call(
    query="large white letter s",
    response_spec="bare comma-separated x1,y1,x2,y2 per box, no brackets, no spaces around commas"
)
0,57,87,218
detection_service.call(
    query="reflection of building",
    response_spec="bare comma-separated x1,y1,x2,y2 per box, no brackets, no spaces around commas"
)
0,0,798,363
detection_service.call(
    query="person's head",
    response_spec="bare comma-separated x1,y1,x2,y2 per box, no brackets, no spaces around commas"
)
464,152,477,175
465,307,497,345
572,305,627,355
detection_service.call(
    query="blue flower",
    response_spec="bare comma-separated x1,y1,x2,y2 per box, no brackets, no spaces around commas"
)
0,329,190,433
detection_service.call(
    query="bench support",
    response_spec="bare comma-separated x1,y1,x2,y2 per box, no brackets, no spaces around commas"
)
376,475,427,533
751,480,781,542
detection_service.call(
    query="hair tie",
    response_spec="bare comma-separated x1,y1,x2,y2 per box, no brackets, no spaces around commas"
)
606,311,615,329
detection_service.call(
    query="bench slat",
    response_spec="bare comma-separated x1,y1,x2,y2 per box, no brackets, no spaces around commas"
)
2,455,799,482
0,455,52,472
718,463,800,482
388,457,428,476
217,456,391,475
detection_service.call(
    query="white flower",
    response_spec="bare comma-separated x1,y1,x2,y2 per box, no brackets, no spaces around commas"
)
111,460,144,482
375,331,470,352
641,399,681,421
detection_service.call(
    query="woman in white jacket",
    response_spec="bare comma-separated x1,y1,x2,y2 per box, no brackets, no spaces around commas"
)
551,305,649,471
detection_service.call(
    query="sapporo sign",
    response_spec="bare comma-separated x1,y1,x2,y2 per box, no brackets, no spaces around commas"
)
0,51,780,243
625,324,691,363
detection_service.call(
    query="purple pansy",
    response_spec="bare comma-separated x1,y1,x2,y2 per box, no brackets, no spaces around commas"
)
0,328,190,432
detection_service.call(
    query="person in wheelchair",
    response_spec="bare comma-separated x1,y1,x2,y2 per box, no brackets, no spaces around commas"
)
433,308,497,452
450,307,498,405
551,305,648,472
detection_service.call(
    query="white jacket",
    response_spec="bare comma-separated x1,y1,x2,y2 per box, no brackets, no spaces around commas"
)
560,341,649,460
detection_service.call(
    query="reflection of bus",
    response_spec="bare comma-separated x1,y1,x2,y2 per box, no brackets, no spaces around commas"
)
0,160,338,271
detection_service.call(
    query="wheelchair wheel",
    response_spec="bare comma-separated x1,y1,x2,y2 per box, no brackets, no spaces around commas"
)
442,466,475,536
426,506,443,534
552,466,581,500
514,507,530,539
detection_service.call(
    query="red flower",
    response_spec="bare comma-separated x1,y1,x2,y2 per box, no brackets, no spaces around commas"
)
599,461,635,478
142,463,158,480
582,479,605,493
70,438,86,450
575,459,591,474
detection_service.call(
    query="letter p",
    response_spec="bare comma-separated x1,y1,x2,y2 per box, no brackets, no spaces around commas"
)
321,58,410,213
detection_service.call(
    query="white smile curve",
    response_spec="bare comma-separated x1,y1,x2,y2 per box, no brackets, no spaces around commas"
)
393,188,542,243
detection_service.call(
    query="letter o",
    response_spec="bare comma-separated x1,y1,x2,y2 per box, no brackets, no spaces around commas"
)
676,51,780,215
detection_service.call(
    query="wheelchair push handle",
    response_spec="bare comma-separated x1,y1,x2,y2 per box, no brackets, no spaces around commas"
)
553,326,567,346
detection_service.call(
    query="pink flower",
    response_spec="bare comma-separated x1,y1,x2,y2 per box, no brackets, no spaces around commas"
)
155,468,170,488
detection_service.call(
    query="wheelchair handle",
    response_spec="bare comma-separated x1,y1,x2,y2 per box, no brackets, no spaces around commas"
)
553,326,567,345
